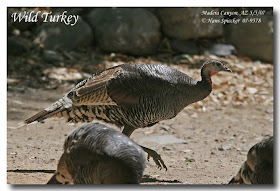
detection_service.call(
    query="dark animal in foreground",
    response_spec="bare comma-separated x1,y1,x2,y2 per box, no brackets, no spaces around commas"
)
229,136,273,184
25,60,231,170
47,123,146,184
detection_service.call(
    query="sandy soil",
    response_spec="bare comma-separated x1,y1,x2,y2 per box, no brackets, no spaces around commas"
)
7,74,273,184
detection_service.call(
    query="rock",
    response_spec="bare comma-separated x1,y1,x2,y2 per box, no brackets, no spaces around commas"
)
170,39,199,54
207,44,236,56
87,8,161,55
156,8,223,40
8,36,29,55
137,135,187,145
42,50,64,63
224,14,273,63
35,17,93,51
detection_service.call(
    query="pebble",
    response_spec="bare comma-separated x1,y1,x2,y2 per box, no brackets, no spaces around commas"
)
247,87,258,94
160,125,171,131
265,109,273,114
240,151,248,155
218,145,231,151
190,113,198,118
182,149,193,153
185,157,195,162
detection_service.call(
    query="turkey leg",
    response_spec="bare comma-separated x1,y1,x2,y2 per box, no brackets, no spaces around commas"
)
122,126,167,171
140,145,167,171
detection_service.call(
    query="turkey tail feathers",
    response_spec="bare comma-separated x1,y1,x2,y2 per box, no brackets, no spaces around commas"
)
23,96,73,126
24,107,66,125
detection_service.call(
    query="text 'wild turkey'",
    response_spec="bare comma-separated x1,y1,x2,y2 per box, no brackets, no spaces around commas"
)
24,60,231,169
47,123,146,184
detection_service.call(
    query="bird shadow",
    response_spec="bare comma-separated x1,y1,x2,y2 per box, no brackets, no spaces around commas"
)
141,174,181,184
7,170,181,184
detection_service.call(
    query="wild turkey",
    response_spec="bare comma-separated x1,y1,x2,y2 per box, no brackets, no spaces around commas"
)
229,136,273,184
24,60,231,169
47,122,146,184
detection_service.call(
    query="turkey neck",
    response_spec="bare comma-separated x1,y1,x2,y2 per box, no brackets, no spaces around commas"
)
201,66,213,87
181,69,213,107
196,67,213,100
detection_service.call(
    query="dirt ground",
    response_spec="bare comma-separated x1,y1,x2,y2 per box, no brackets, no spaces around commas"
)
7,59,273,185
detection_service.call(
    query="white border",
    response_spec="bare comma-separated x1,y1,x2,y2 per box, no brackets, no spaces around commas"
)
2,1,279,191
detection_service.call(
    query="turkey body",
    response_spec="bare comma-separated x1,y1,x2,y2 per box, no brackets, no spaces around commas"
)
25,63,212,131
229,136,273,184
47,123,146,184
25,60,231,170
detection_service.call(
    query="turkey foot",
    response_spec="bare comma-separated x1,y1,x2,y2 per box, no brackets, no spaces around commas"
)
141,146,167,171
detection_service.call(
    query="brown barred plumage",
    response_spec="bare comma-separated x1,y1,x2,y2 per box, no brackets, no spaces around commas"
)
229,136,273,184
25,60,231,130
24,60,231,170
